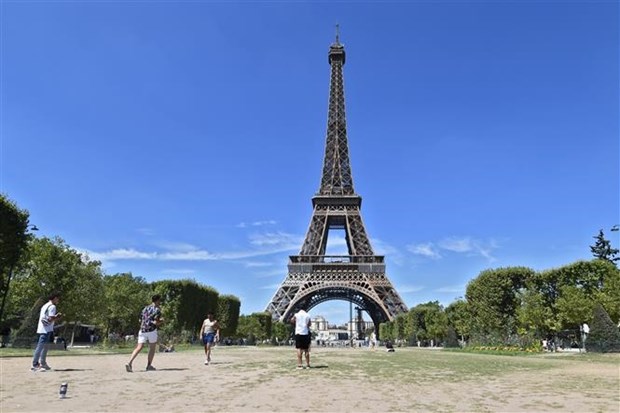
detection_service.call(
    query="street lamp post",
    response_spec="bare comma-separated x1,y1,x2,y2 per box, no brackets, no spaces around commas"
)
349,295,353,346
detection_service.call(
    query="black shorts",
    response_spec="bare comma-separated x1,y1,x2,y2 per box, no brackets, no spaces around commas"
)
295,334,311,350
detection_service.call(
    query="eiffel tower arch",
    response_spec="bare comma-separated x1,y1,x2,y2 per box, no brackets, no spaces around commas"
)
265,33,408,331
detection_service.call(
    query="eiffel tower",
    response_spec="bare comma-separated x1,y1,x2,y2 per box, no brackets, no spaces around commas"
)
265,32,408,330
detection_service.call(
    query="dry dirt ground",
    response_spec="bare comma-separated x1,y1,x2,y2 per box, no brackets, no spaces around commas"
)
1,346,618,412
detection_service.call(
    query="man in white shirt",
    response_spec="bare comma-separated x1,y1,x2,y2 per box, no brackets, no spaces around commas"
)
581,322,590,349
290,309,312,369
31,292,62,371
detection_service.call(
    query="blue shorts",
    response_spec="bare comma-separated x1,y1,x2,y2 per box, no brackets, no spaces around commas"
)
202,332,216,345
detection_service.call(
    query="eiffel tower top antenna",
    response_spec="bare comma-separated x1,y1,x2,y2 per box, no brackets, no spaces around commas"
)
321,24,349,196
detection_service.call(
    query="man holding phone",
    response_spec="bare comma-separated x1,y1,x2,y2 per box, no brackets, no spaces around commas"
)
31,292,62,371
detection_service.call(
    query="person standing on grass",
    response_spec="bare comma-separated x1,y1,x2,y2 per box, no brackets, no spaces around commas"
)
31,292,63,371
125,294,164,372
199,313,220,365
290,309,312,369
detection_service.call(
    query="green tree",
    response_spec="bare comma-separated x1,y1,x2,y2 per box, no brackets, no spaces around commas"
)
585,303,620,353
555,285,593,328
271,320,292,344
445,299,471,342
217,294,240,338
444,326,460,348
408,301,447,345
254,312,272,342
9,237,104,345
101,273,151,337
516,287,556,339
0,194,31,327
153,279,218,340
528,260,619,336
596,263,620,323
590,229,619,266
9,237,104,331
237,313,271,344
394,313,407,342
379,321,394,341
466,267,534,344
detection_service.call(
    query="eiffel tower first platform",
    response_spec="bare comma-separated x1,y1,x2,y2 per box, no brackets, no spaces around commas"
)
265,34,408,328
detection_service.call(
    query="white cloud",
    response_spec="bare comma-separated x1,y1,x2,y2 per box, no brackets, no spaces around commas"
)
159,250,220,260
371,238,405,265
407,243,442,259
325,236,349,255
80,231,302,265
438,237,475,253
407,237,499,261
85,248,158,261
153,241,202,252
249,231,302,250
438,236,499,261
244,261,274,268
237,220,277,228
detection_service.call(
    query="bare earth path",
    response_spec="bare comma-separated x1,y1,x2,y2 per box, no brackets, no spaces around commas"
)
1,346,618,412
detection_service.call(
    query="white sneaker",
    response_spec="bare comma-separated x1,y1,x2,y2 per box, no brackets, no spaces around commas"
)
204,360,209,365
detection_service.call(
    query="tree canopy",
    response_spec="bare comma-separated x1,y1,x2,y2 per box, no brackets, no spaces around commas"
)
0,194,31,327
590,229,619,266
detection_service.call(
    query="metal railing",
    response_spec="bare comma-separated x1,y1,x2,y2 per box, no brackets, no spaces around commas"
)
289,255,384,264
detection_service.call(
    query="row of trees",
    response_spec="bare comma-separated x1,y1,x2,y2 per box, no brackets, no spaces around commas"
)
380,259,620,351
2,193,618,350
1,194,240,346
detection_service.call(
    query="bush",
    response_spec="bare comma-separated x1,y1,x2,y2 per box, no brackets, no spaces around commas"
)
444,326,460,348
585,303,620,353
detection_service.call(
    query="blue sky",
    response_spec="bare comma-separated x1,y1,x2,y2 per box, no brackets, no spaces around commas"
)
2,1,618,325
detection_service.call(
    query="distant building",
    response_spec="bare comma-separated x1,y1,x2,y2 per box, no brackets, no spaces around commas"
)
311,314,374,341
311,315,328,331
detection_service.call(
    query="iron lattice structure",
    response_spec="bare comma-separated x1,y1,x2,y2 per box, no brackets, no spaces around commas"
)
265,36,408,328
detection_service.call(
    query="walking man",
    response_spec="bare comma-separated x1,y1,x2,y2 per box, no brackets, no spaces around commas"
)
32,292,63,371
290,308,311,369
199,313,220,365
125,294,164,372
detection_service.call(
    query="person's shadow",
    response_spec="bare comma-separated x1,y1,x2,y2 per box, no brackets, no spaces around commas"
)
152,368,189,371
53,368,93,372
